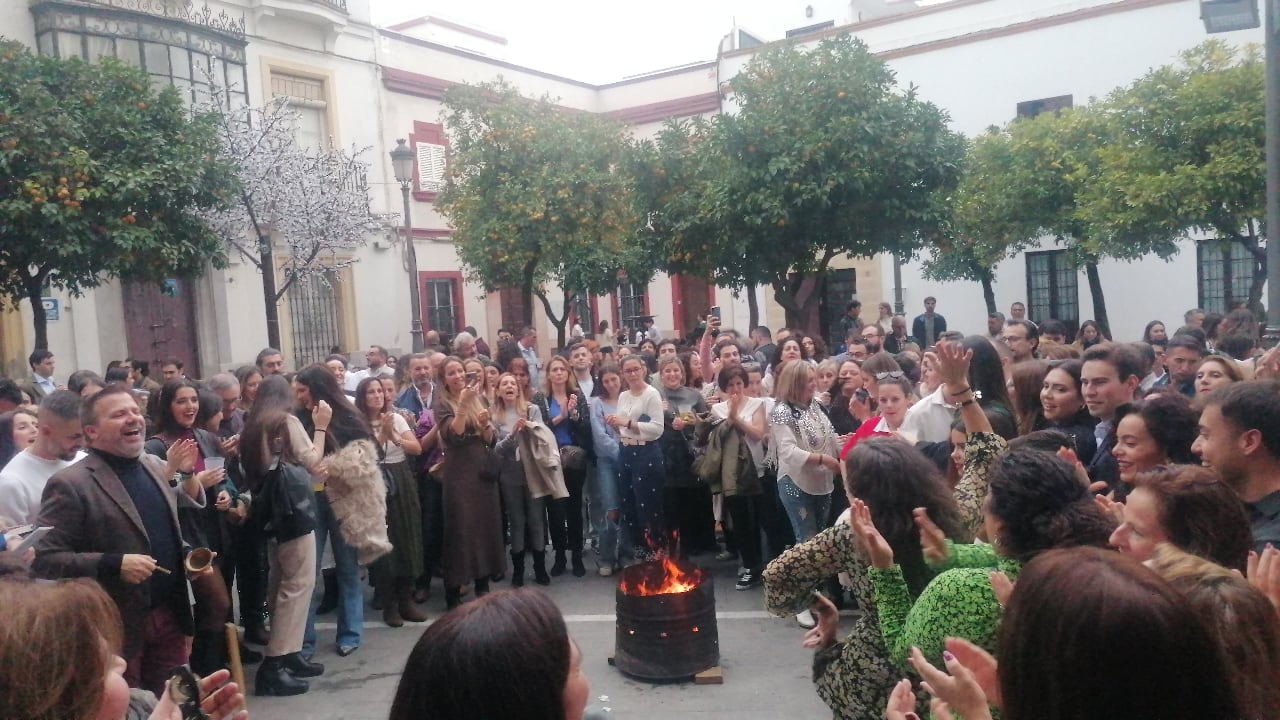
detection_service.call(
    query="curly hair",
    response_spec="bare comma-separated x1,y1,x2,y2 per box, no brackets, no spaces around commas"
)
987,448,1115,562
1130,465,1253,571
1113,392,1199,465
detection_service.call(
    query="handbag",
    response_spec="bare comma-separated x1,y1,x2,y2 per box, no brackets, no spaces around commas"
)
377,443,399,498
559,444,587,471
265,459,318,543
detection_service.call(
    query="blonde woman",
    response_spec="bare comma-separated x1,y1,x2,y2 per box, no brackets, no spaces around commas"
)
434,356,505,608
533,355,592,577
492,372,551,586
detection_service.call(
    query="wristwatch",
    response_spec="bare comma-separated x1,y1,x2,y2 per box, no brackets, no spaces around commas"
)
170,470,193,488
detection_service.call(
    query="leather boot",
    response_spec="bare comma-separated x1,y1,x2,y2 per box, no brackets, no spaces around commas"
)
531,550,551,586
281,651,324,678
510,550,526,588
255,656,309,697
396,578,428,623
190,631,227,677
474,577,491,597
571,550,586,577
239,641,262,664
550,549,567,577
317,569,338,615
445,586,462,610
377,574,403,627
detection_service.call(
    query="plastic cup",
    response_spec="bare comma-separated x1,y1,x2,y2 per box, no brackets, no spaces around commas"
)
204,457,225,472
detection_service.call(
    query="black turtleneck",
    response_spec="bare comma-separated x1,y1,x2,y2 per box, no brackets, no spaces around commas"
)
94,448,179,606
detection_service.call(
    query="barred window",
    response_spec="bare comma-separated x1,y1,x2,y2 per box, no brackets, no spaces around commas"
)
1197,240,1255,314
1026,250,1078,332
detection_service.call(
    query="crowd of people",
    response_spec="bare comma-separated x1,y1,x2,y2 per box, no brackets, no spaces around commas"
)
1,297,1279,720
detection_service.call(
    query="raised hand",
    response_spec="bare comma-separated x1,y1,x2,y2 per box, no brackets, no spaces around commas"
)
849,498,895,570
166,439,198,475
908,646,994,720
913,507,950,566
150,668,247,720
930,343,972,391
883,678,921,720
313,399,333,429
801,592,840,652
944,637,1001,710
1248,545,1280,612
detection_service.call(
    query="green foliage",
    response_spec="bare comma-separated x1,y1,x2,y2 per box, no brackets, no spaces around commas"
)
0,39,234,347
438,79,645,344
647,35,964,324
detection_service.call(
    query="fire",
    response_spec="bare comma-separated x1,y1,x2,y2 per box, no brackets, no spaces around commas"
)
619,555,707,596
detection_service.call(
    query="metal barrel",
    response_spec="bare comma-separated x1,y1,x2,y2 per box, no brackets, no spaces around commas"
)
614,569,720,681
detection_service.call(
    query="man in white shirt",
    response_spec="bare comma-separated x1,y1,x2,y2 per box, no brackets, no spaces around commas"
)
0,389,85,525
518,326,543,388
345,345,394,392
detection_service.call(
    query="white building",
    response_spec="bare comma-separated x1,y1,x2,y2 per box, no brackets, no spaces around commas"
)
0,0,1262,378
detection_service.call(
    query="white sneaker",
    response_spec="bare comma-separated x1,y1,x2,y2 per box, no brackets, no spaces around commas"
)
796,609,817,629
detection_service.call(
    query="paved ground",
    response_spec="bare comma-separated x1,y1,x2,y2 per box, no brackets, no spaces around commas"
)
247,555,836,720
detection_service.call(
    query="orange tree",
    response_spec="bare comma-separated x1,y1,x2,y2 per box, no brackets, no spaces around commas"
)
438,79,647,347
0,40,233,349
653,35,964,331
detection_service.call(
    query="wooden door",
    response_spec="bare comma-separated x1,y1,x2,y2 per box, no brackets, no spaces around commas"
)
123,278,201,378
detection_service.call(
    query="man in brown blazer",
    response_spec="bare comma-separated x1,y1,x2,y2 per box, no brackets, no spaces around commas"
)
33,386,207,694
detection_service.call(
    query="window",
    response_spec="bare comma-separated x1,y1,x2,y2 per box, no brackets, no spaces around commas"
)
1197,239,1255,314
822,268,857,350
288,268,345,369
1026,250,1078,330
1017,94,1073,120
616,282,647,333
421,272,464,339
271,73,328,149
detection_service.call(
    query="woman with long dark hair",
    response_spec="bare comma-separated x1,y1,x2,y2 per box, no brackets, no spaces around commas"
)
233,365,263,414
240,374,327,695
143,379,242,676
655,356,714,556
1142,319,1168,344
492,372,550,586
355,376,425,627
765,438,967,719
294,364,373,658
435,356,506,608
1038,359,1098,467
0,408,38,471
1075,319,1108,350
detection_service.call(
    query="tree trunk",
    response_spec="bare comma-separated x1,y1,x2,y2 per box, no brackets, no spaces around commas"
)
1084,259,1110,340
520,259,538,328
258,235,281,349
1238,236,1268,314
533,289,569,350
25,272,48,351
980,270,997,316
746,286,760,331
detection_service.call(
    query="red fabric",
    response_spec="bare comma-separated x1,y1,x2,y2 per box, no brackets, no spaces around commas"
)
840,417,891,461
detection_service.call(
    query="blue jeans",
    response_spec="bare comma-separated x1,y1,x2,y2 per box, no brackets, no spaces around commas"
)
594,456,627,564
777,476,831,543
303,492,363,654
617,443,665,553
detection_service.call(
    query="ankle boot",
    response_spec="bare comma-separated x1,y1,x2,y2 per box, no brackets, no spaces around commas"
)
377,574,403,627
510,551,526,587
280,651,324,678
532,550,551,586
474,577,491,597
190,631,227,677
255,656,309,697
550,549,567,577
396,578,428,623
571,550,586,577
243,620,270,647
445,586,462,610
239,641,263,665
317,569,338,614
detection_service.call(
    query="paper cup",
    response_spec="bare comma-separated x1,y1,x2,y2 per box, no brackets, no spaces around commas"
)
204,457,225,472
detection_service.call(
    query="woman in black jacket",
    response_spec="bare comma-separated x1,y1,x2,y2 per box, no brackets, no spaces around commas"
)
533,355,593,577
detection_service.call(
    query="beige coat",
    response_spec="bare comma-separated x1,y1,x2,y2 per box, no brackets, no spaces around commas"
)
517,423,569,500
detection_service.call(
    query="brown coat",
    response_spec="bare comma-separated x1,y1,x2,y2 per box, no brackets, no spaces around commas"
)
32,450,203,659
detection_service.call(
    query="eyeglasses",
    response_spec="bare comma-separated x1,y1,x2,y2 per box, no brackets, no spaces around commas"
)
1001,335,1027,344
875,371,905,380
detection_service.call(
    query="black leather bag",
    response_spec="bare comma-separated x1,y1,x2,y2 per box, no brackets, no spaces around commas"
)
261,459,318,543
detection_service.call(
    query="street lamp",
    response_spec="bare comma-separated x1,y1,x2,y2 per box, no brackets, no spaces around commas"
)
1202,1,1278,342
390,138,424,352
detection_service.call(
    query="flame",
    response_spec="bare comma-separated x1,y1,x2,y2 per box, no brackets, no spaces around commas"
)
619,555,707,596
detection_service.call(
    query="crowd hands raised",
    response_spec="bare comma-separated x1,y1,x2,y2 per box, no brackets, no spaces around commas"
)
3,298,1280,720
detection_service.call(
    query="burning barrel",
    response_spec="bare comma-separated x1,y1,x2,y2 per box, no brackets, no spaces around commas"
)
614,556,720,681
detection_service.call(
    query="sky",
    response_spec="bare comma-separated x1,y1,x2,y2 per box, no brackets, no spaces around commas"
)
369,0,840,83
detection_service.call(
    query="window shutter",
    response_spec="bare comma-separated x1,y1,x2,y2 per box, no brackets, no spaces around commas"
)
416,142,446,192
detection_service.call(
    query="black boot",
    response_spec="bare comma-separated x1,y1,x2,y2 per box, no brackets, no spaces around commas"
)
255,656,309,697
317,569,338,615
239,642,262,665
445,586,462,610
531,550,551,586
243,621,270,647
511,551,526,587
474,577,491,597
550,549,567,577
280,651,324,678
571,550,586,577
190,631,227,677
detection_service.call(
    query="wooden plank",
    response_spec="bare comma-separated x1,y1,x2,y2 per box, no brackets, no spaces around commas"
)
693,666,724,685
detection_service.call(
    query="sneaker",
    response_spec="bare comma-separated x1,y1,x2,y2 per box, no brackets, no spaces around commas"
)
796,609,817,629
598,565,614,577
735,568,760,591
715,549,735,562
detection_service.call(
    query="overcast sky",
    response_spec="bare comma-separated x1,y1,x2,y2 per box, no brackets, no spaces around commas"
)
369,0,817,83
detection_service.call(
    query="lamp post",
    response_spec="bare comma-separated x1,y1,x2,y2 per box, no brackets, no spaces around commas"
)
390,138,424,352
1201,0,1277,340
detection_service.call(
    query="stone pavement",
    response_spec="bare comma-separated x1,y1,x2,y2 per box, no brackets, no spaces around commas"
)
247,557,836,720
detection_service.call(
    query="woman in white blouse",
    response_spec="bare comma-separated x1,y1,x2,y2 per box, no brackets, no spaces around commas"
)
605,355,666,560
